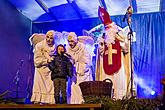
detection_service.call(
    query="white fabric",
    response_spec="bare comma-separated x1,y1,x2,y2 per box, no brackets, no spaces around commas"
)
31,40,55,104
98,52,127,99
66,42,93,104
96,24,129,99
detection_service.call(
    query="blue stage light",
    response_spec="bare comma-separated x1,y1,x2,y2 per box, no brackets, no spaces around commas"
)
150,91,156,96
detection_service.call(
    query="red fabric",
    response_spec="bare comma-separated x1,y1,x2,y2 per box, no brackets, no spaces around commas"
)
103,40,121,75
98,6,112,26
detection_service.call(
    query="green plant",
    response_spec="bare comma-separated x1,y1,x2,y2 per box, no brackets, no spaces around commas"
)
83,96,162,110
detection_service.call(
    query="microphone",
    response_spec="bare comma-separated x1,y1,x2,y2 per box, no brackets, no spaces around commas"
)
64,53,75,64
64,53,71,58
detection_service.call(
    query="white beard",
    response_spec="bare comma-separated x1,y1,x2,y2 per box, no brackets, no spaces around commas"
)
104,22,118,44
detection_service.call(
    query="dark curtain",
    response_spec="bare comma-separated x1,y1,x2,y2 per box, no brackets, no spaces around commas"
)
0,0,32,99
32,12,165,98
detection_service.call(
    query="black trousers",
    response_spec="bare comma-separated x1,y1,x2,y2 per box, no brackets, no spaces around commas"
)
53,78,67,103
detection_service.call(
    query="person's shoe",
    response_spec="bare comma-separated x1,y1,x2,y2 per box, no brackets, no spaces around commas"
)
62,96,67,104
55,96,60,104
34,101,40,104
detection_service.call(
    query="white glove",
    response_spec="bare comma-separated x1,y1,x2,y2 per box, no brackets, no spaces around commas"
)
47,57,54,63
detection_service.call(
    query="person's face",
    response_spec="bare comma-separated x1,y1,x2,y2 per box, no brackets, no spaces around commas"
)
46,33,54,46
57,46,65,55
105,25,112,30
68,40,77,48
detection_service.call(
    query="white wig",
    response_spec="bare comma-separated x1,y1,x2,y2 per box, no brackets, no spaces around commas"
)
67,32,78,42
46,30,56,37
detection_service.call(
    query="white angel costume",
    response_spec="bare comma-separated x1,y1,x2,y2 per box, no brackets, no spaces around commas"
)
30,35,55,104
66,32,93,104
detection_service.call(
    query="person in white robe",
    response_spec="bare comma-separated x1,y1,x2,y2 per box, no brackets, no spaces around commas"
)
95,6,132,99
30,30,56,104
66,32,93,104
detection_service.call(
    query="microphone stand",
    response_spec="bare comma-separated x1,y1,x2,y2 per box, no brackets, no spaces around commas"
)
13,60,24,98
123,6,135,98
126,11,135,98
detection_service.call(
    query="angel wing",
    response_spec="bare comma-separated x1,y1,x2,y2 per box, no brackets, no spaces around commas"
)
29,33,45,47
78,36,94,45
82,24,104,43
54,31,69,46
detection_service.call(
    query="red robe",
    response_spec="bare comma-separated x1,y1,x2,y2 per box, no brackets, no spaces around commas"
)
103,40,121,75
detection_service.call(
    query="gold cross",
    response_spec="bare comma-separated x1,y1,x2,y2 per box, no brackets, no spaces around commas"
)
105,44,117,65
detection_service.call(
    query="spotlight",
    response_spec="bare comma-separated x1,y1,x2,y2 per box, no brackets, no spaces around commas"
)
150,91,156,95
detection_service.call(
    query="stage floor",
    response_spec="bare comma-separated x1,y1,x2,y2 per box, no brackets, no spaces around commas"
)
0,104,102,110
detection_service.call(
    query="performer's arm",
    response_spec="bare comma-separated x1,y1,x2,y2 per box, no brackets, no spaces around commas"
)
76,47,91,76
116,31,129,54
48,57,55,71
67,59,74,78
34,43,49,67
97,36,105,56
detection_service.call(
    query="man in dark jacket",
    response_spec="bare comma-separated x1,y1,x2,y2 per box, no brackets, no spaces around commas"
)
48,44,73,104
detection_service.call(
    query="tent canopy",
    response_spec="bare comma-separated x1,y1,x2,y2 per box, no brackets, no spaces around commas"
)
7,0,163,23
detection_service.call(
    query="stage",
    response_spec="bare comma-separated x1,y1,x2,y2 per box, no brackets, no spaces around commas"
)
0,104,102,110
